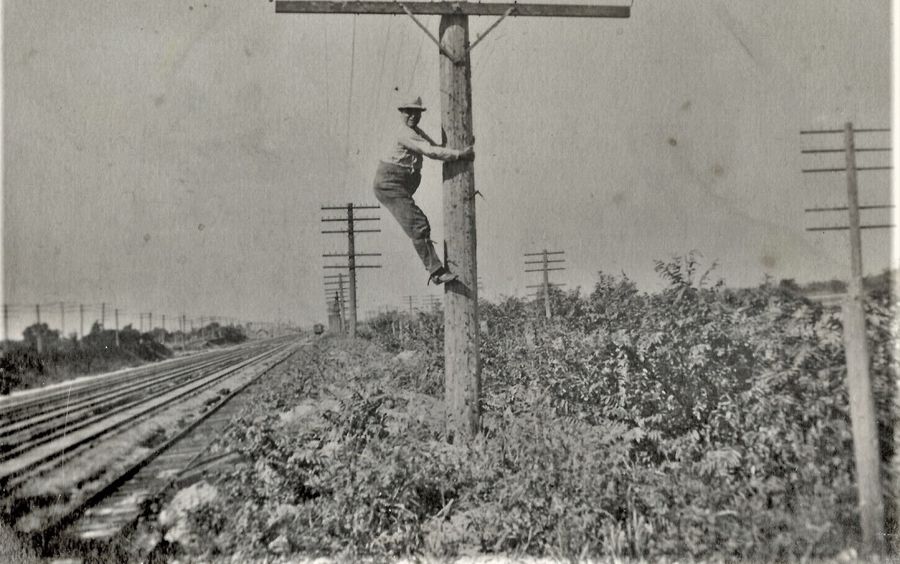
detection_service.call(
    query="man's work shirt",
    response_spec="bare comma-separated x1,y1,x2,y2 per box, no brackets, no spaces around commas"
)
383,124,459,172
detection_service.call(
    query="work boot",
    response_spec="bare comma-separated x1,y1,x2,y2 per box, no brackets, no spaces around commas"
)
428,266,458,285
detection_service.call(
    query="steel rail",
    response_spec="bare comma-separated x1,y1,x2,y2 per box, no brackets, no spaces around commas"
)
0,345,254,421
64,341,303,543
0,350,257,462
0,350,252,441
0,341,294,490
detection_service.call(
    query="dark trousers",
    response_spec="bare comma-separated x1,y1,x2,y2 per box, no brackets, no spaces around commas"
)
373,161,443,274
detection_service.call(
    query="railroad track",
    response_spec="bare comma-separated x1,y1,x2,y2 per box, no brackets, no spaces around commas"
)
0,336,303,554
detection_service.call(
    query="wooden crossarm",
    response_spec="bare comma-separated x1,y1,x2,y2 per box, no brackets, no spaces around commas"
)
276,1,630,18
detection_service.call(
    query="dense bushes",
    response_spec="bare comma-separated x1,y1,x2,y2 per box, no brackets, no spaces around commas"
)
1,322,250,394
177,258,896,561
1,322,173,393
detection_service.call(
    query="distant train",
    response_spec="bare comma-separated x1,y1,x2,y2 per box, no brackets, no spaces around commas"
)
313,323,325,335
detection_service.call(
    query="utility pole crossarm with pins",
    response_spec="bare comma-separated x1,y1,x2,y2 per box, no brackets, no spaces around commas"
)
274,0,630,439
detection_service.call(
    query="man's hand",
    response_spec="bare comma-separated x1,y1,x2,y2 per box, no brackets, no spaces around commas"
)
457,145,475,161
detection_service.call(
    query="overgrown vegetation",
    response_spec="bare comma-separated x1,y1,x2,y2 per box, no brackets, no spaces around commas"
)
0,322,248,394
166,256,896,561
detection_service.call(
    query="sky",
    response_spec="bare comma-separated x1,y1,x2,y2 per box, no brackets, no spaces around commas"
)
1,0,894,335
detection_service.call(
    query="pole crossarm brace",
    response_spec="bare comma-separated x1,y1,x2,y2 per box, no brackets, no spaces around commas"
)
526,283,566,288
466,6,515,54
525,267,566,272
524,250,564,256
322,217,380,222
524,259,565,264
324,264,383,269
399,3,460,62
321,229,382,234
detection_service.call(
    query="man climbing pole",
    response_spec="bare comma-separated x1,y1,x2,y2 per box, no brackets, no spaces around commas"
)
373,96,474,285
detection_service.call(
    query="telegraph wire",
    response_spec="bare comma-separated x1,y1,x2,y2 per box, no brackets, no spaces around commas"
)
342,16,358,191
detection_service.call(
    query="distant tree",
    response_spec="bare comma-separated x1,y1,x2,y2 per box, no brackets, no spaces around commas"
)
778,278,801,292
22,323,60,351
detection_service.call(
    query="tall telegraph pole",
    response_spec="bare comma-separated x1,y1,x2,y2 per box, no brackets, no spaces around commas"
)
801,122,892,555
274,0,630,438
322,203,381,338
524,249,566,319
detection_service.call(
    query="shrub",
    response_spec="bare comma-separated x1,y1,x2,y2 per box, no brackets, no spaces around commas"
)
183,259,896,561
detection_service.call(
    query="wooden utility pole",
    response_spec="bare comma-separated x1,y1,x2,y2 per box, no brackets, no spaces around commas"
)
840,123,885,555
525,249,566,319
327,293,343,333
59,302,65,337
322,203,381,338
79,304,84,342
801,122,892,555
35,304,43,354
274,0,630,438
324,272,349,333
438,12,480,437
115,308,121,348
101,302,106,329
2,304,8,354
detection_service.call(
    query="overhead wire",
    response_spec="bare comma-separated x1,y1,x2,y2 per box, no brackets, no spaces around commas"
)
407,27,426,92
323,20,331,135
371,17,395,120
366,17,397,164
342,16,358,191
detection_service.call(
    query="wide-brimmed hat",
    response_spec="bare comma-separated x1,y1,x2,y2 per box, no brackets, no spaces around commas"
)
398,96,426,112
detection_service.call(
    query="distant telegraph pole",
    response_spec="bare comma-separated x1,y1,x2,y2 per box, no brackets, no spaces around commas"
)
801,122,892,555
115,308,120,348
404,295,417,316
524,249,566,319
321,203,382,338
324,273,349,332
79,304,85,342
2,304,8,353
35,304,43,354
